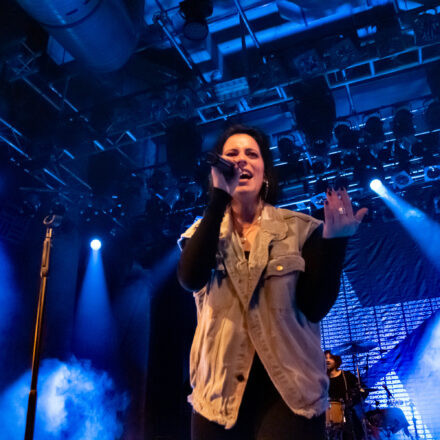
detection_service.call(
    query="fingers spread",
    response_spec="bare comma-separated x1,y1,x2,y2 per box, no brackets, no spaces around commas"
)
324,200,335,225
354,207,369,223
338,189,353,217
326,188,343,212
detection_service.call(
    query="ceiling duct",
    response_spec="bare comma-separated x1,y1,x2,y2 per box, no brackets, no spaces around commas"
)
15,0,138,72
277,0,369,20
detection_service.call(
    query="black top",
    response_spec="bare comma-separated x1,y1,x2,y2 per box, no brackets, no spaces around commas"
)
177,188,348,323
328,370,359,402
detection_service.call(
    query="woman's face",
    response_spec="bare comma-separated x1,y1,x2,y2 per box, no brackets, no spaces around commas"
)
222,133,265,201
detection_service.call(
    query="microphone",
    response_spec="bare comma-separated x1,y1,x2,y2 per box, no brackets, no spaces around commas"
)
205,152,235,180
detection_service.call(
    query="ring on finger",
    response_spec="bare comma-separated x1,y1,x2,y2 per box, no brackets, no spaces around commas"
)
338,207,346,215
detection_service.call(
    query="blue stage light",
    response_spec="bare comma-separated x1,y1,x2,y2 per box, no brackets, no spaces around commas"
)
372,183,440,272
369,179,383,192
0,358,128,439
90,239,102,251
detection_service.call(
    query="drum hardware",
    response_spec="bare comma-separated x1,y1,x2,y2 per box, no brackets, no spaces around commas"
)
409,400,419,440
362,387,379,393
326,400,345,440
365,406,411,439
326,341,415,440
327,341,377,440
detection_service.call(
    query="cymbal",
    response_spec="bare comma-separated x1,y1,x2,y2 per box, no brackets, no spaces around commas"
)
332,340,378,355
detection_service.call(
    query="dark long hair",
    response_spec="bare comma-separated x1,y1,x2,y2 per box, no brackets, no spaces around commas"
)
213,124,278,204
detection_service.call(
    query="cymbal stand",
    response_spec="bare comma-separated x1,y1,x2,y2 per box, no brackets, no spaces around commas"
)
409,400,419,440
353,352,369,440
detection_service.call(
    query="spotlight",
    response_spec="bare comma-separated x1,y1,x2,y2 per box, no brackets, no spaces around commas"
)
311,153,331,174
391,171,413,189
412,132,438,166
292,49,325,78
425,165,440,182
425,101,440,131
364,116,384,142
370,179,383,192
339,151,358,168
414,13,440,46
179,0,213,41
392,109,416,154
364,115,386,158
334,123,359,151
323,37,361,71
392,142,411,173
90,239,102,251
354,148,385,190
277,137,299,163
293,78,336,151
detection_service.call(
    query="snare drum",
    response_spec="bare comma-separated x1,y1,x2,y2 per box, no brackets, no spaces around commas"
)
326,400,345,426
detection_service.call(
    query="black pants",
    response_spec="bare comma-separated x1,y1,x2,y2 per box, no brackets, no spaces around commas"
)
191,355,326,440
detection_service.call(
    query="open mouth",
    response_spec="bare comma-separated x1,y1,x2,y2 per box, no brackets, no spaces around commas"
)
239,172,252,180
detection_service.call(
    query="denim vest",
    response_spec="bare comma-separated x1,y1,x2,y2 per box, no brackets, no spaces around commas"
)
179,204,328,429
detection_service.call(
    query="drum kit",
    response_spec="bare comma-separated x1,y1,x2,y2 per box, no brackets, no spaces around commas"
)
325,340,415,440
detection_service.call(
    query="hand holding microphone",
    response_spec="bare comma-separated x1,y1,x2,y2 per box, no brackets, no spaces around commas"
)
206,152,241,196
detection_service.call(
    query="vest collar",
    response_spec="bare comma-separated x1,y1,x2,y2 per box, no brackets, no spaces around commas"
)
219,203,288,242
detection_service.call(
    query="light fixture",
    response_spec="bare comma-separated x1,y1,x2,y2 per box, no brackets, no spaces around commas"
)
179,0,213,41
391,171,413,189
277,137,297,163
90,239,102,251
334,123,359,152
214,77,250,101
370,179,383,192
364,115,386,158
392,108,416,154
292,49,325,78
354,148,385,190
324,37,361,70
413,13,440,46
425,165,440,182
425,101,440,131
293,79,336,160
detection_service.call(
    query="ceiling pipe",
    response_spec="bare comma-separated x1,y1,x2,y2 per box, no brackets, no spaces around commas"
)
232,0,267,64
15,0,138,72
153,14,194,71
153,14,209,85
233,0,261,50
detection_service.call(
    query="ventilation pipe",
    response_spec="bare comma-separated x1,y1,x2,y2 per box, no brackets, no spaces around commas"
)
15,0,138,72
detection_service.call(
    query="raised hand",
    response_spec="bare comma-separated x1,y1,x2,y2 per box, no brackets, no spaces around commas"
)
323,188,368,238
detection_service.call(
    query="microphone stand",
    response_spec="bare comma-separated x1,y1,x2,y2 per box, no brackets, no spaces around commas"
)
24,215,62,440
